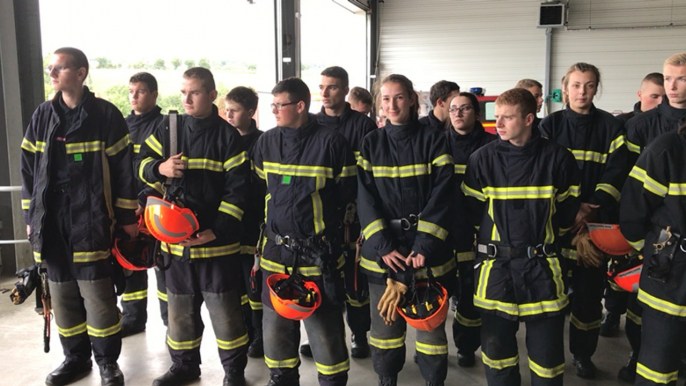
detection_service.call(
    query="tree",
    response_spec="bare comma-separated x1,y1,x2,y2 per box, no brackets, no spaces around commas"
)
184,59,196,69
94,57,114,69
131,61,146,70
198,58,211,69
171,58,181,70
158,94,185,114
153,59,166,70
101,84,130,116
247,64,257,71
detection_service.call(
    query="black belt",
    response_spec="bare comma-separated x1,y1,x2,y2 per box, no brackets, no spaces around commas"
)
389,214,419,237
264,229,330,251
477,240,556,259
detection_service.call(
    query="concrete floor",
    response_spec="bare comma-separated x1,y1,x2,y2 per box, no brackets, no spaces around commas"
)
0,274,668,386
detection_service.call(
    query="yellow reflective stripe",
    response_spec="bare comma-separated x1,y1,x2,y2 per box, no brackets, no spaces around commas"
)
548,257,565,300
638,288,686,317
369,333,405,350
596,183,621,202
462,181,486,202
21,138,38,153
241,245,256,255
415,259,457,279
36,141,46,152
626,140,641,154
346,295,371,307
474,294,568,317
186,158,223,172
529,357,564,378
454,164,466,174
73,250,110,263
263,162,333,178
432,153,453,167
608,135,625,154
259,257,326,277
556,184,580,202
133,144,141,154
416,341,448,355
482,352,518,370
145,135,163,157
87,321,121,338
456,251,475,262
357,157,372,172
609,280,623,292
33,251,42,263
337,165,357,180
362,218,386,239
570,149,607,164
217,333,249,350
630,166,668,197
482,185,554,199
240,294,248,306
265,355,300,369
21,199,30,210
57,322,87,337
162,242,241,259
66,140,102,154
122,289,148,302
360,255,385,274
636,362,678,384
312,176,325,235
454,311,481,327
167,335,202,350
626,308,642,325
219,201,244,221
488,199,500,242
315,359,350,375
544,197,555,245
224,151,247,171
669,183,686,196
417,220,448,241
115,198,138,210
105,134,131,156
354,151,362,164
254,165,266,180
249,300,263,311
157,289,168,302
372,163,431,178
476,259,493,299
570,313,601,331
628,238,645,251
139,157,160,190
559,226,571,236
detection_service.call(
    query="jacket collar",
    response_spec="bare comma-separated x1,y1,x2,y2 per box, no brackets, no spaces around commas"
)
564,103,598,124
448,121,486,142
657,98,686,122
495,127,542,156
318,102,352,126
127,105,162,125
185,104,220,132
384,118,421,140
279,113,319,139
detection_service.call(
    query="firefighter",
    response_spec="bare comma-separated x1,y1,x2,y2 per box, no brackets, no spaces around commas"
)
21,47,137,386
224,86,265,358
357,74,455,386
463,88,580,385
138,67,250,386
614,72,664,126
515,79,544,129
419,80,460,130
539,62,630,379
619,122,686,386
444,92,496,367
121,72,168,336
252,77,355,386
348,86,373,116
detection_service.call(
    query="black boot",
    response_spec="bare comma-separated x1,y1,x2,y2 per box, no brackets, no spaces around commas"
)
426,382,444,386
617,352,638,383
223,368,246,386
266,373,299,386
457,350,476,367
152,364,200,386
45,359,93,386
351,333,370,358
99,363,124,386
299,340,312,358
599,312,621,337
572,355,597,379
248,331,264,358
378,376,397,386
120,321,145,338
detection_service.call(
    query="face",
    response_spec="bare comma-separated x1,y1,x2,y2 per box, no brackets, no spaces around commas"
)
350,100,372,116
181,77,217,118
527,86,544,113
436,90,460,118
225,100,254,131
381,81,414,125
272,92,304,128
637,81,664,112
449,96,477,133
566,70,598,112
663,64,686,107
495,103,533,146
319,76,348,111
129,82,158,114
46,53,86,93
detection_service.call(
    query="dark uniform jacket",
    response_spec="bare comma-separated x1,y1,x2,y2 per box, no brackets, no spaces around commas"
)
625,99,686,156
252,114,357,274
126,105,163,204
21,87,138,263
357,120,455,283
138,105,248,260
616,101,641,126
462,129,581,320
620,130,686,317
240,120,264,255
419,110,444,131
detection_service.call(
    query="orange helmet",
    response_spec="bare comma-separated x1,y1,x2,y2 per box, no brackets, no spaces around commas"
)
112,232,157,271
397,278,449,332
267,273,321,321
608,253,643,293
587,223,633,256
144,196,199,244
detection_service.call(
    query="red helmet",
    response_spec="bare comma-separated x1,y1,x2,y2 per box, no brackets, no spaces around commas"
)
267,273,321,321
587,223,634,256
144,196,199,244
397,278,449,332
608,253,643,293
112,231,157,271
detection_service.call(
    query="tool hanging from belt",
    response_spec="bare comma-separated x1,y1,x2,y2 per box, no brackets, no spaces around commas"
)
477,240,556,259
40,269,52,353
343,203,357,247
251,223,267,295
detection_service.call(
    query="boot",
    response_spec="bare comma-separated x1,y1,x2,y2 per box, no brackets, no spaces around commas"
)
120,321,145,338
247,331,264,358
99,363,124,386
457,350,476,367
599,312,621,337
45,359,93,386
351,333,370,358
152,364,200,386
378,376,397,386
572,355,597,379
299,340,312,358
266,373,300,386
426,382,444,386
617,352,638,383
223,368,246,386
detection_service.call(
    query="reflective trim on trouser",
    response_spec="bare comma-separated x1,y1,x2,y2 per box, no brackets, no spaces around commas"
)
569,264,604,358
636,363,678,385
529,357,564,379
635,309,686,386
121,269,148,328
570,313,602,331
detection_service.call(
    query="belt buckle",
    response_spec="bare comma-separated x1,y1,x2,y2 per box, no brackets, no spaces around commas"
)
400,218,412,231
487,243,497,259
276,235,290,247
528,244,552,259
681,238,686,253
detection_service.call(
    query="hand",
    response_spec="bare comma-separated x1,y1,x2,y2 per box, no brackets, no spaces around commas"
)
26,225,31,238
158,153,185,178
135,204,144,216
381,250,407,273
121,223,139,239
179,229,216,247
405,251,426,268
571,203,600,234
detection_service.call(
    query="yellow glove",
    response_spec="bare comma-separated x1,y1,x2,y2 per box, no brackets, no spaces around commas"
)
572,229,604,268
377,278,408,325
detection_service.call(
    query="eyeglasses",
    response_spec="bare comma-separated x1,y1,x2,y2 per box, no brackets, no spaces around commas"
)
45,65,77,75
448,105,474,115
271,101,298,111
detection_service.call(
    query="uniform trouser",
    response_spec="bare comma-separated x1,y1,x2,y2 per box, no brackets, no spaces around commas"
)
625,292,643,353
121,269,147,328
568,264,605,358
42,190,121,366
343,248,371,336
452,260,481,354
481,313,565,386
155,267,169,326
261,268,349,386
165,257,248,373
635,308,686,385
239,253,263,341
369,280,448,384
604,278,629,315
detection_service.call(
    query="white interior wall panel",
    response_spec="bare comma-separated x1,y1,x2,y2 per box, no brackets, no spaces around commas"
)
566,0,686,30
378,0,546,102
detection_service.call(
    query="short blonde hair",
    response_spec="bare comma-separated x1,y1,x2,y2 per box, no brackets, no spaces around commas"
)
665,53,686,67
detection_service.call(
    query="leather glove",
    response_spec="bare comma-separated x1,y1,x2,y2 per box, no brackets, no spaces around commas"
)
572,228,604,268
377,278,408,325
